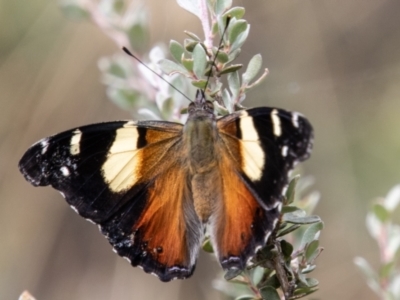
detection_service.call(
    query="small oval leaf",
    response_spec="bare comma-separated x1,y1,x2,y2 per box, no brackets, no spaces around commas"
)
242,54,262,85
181,57,194,72
223,7,245,20
277,224,301,237
176,0,201,18
158,59,189,76
283,213,321,225
301,221,324,247
280,240,293,259
184,39,199,52
184,30,201,41
192,43,207,78
215,0,232,15
220,64,243,75
228,20,247,43
305,240,319,262
230,23,250,53
169,40,184,63
227,71,240,100
260,286,280,300
191,79,207,89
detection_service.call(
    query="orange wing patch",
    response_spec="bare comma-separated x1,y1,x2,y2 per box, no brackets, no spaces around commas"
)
134,163,193,267
214,117,281,270
212,153,262,263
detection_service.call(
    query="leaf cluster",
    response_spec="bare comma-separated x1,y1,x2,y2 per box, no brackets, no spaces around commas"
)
354,185,400,300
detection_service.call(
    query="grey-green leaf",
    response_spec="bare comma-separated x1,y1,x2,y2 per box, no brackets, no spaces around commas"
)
260,286,280,300
228,20,247,43
230,23,250,53
281,206,300,214
127,23,148,53
261,274,281,289
191,79,207,89
192,43,207,78
216,51,229,64
242,54,262,85
176,0,200,18
252,266,264,286
305,240,319,262
181,57,194,72
301,221,324,248
184,30,201,41
302,264,316,274
280,240,293,259
221,88,233,112
169,40,184,63
215,0,232,15
228,48,241,63
306,278,319,288
227,71,240,100
354,257,382,295
285,175,300,205
277,224,301,237
283,213,321,225
220,64,243,75
223,7,245,20
185,39,199,52
158,59,189,76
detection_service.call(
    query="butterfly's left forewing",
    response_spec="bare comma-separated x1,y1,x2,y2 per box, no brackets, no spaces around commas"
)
19,120,203,281
213,107,313,270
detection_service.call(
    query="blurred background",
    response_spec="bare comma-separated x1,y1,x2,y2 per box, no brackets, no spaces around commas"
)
1,0,400,299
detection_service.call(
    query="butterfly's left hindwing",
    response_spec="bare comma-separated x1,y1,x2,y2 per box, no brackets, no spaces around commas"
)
19,120,203,282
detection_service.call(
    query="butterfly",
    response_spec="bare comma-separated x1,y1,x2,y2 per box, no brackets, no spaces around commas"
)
18,89,313,282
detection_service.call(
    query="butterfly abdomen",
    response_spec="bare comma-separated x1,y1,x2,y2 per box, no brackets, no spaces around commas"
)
183,115,223,222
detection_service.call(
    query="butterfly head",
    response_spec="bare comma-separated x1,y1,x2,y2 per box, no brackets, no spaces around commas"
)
188,90,215,120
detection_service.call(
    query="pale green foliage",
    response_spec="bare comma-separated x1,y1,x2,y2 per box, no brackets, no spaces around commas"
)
355,185,400,300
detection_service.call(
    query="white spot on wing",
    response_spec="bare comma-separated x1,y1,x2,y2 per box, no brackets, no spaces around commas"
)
85,218,95,224
264,231,271,243
271,109,282,137
239,112,265,181
41,138,49,154
101,123,140,192
70,205,79,214
292,112,299,128
60,166,70,176
70,129,82,155
274,202,283,211
281,145,288,157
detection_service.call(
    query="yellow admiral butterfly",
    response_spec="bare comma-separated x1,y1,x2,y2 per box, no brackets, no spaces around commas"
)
18,89,313,282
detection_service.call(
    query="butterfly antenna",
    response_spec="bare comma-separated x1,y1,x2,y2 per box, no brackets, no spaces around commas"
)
203,16,231,96
122,47,192,103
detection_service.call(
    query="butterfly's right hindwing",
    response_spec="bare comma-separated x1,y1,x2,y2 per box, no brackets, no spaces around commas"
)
213,107,313,271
